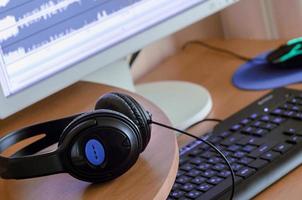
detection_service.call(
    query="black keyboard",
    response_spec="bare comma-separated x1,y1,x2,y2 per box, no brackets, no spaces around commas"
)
168,88,302,200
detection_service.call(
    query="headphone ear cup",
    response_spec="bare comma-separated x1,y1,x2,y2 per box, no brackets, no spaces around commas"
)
58,111,96,146
95,93,151,151
57,109,143,183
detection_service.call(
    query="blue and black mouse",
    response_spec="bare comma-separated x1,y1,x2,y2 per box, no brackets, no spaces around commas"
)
267,37,302,67
233,37,302,90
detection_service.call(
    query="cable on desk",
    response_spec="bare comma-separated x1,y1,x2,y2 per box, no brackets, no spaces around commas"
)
129,50,141,68
183,40,264,62
151,120,235,200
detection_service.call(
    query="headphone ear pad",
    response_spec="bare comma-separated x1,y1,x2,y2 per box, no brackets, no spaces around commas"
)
95,93,151,151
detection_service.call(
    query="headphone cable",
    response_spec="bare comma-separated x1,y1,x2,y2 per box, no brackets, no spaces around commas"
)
151,120,235,200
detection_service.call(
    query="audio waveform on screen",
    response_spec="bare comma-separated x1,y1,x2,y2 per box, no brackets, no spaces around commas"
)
0,0,10,8
0,0,143,65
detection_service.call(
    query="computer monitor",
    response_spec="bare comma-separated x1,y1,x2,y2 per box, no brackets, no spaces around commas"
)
0,0,238,119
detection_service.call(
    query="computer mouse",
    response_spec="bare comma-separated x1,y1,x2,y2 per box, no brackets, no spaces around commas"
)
266,37,302,67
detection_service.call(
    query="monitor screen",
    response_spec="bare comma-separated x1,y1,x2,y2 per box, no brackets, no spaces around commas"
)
0,0,205,97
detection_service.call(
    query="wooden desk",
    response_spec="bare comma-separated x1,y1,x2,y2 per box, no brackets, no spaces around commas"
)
137,39,302,200
0,83,178,200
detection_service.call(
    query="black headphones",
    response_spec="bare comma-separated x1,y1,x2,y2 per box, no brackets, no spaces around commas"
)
0,92,152,183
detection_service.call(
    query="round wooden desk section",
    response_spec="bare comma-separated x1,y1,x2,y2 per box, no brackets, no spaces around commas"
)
0,82,179,200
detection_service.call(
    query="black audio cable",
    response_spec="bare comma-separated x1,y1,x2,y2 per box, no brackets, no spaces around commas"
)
152,120,235,200
183,40,264,63
129,50,141,68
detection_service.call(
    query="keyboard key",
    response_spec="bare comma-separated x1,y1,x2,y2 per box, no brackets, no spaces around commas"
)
176,176,191,184
196,163,212,171
231,163,243,171
242,126,255,135
237,136,263,146
219,131,232,138
273,143,292,154
252,121,263,127
227,145,241,152
201,170,217,178
172,183,181,190
242,145,257,153
187,169,202,177
253,128,268,137
188,149,203,157
281,103,291,109
260,115,271,122
240,118,251,125
177,170,186,177
284,128,297,136
272,117,285,124
291,105,301,111
290,98,300,105
212,163,227,171
197,183,213,192
227,157,238,164
218,170,231,178
185,190,202,199
287,135,302,144
179,157,189,165
238,157,254,165
209,136,223,144
180,183,195,192
283,110,296,117
249,143,275,158
207,176,224,185
221,135,242,146
221,150,232,157
170,190,185,198
293,112,302,120
208,157,223,164
233,151,246,159
236,167,256,178
250,113,259,119
271,108,283,115
260,151,280,161
230,124,242,132
190,157,204,165
200,151,216,158
191,176,206,185
181,163,195,171
261,123,277,130
248,159,269,169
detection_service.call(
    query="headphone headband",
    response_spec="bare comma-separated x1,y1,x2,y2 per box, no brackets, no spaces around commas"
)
0,114,80,179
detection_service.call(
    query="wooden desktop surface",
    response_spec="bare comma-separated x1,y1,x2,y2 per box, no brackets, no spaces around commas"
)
137,39,302,200
0,83,179,200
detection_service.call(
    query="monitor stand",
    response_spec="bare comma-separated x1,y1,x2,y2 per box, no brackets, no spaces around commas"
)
82,59,212,130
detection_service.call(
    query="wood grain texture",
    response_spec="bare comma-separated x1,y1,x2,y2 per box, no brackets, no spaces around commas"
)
0,82,178,200
137,39,302,200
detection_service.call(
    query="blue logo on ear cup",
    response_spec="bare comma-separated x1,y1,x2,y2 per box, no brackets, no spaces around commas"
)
85,139,105,166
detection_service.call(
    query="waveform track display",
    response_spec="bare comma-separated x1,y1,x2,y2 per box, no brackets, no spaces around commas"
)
0,0,143,64
0,16,18,42
0,0,9,8
0,0,82,42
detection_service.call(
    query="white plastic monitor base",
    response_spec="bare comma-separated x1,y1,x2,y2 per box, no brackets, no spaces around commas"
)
83,59,213,130
136,81,212,130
